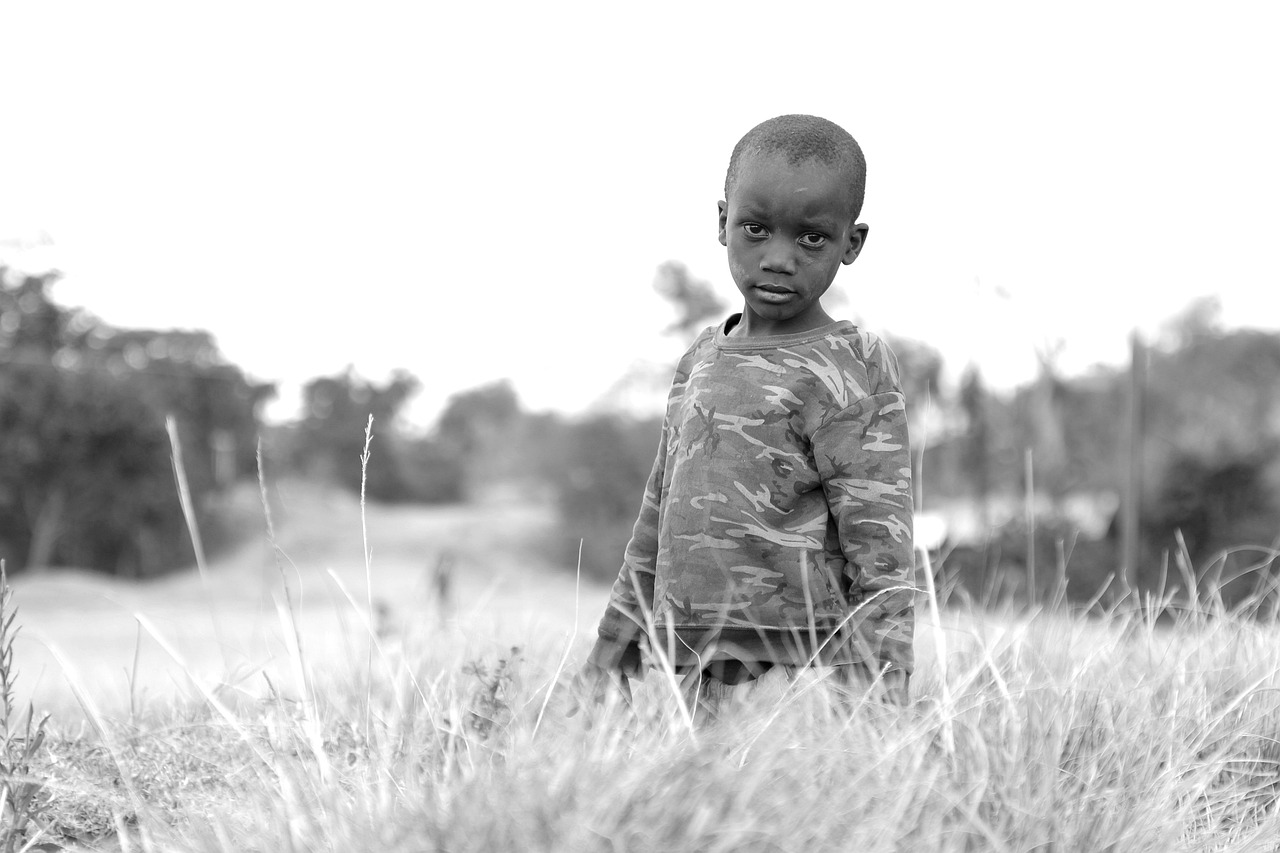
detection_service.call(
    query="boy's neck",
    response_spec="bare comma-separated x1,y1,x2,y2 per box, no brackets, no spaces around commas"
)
728,305,838,338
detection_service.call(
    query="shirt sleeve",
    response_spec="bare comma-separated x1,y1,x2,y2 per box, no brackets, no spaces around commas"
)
811,390,916,677
589,420,668,674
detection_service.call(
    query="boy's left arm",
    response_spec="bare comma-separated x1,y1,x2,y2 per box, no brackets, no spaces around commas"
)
812,390,917,690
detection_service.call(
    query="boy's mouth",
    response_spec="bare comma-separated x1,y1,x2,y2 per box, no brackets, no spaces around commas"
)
753,284,795,303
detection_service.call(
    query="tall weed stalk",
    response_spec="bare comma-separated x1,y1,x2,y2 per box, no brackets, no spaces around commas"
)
0,560,51,853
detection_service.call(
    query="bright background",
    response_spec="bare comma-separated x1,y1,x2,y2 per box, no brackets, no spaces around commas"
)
3,1,1278,424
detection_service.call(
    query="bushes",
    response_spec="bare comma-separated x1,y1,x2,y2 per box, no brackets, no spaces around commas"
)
936,516,1118,606
541,413,662,582
1143,450,1280,606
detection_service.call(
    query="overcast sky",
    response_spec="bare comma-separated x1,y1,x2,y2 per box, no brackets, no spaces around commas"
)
3,1,1278,425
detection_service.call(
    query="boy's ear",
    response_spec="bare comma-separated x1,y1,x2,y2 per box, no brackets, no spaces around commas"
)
842,223,870,265
717,200,729,247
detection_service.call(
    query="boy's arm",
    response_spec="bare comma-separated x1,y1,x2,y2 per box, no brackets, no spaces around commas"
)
586,423,668,676
812,390,916,681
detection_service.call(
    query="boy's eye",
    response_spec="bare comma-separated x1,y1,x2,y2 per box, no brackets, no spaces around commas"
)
799,233,827,248
743,224,768,238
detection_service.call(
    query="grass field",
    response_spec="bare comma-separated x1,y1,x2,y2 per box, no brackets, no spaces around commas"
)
5,481,1280,852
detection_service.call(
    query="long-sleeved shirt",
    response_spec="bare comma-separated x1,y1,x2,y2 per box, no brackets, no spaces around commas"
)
591,315,916,678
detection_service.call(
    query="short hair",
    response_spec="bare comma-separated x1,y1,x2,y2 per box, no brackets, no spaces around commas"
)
724,114,867,220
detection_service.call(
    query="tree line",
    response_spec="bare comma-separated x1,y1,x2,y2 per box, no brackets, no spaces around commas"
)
3,264,1276,602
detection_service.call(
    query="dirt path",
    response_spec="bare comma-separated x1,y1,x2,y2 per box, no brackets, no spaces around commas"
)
10,483,612,720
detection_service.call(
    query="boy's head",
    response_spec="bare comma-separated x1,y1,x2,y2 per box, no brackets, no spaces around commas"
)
718,115,869,336
724,114,867,222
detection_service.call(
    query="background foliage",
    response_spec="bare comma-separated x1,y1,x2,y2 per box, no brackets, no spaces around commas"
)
0,267,272,576
2,264,1276,600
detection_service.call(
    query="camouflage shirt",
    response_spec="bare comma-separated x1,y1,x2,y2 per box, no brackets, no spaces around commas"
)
592,316,916,678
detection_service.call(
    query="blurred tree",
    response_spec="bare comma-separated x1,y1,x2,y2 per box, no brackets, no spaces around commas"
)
435,380,520,457
542,412,663,580
4,371,176,573
0,269,71,358
289,368,420,500
1143,327,1280,468
886,336,944,413
946,323,1280,605
654,261,727,338
1017,344,1070,501
1137,325,1280,592
959,365,992,525
433,379,523,498
393,435,467,504
1160,295,1223,350
0,266,272,576
277,375,531,504
85,327,275,484
1144,451,1279,604
884,335,946,502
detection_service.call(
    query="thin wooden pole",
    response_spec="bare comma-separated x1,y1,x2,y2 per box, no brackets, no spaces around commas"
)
1024,447,1036,604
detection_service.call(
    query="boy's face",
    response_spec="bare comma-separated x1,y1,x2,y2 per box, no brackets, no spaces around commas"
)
718,152,868,337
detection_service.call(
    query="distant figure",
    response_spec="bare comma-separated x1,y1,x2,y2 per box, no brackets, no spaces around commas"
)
373,598,393,640
430,551,454,618
573,115,917,720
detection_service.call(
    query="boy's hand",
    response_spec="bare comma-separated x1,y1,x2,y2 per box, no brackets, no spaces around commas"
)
879,669,910,706
566,660,633,717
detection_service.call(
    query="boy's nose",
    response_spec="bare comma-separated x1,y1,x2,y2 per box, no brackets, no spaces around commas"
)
759,244,797,275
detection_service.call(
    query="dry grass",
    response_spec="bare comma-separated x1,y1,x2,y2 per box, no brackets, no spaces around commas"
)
6,458,1280,850
1,561,51,852
11,559,1280,851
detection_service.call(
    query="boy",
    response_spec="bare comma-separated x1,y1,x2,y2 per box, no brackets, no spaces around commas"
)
579,114,916,717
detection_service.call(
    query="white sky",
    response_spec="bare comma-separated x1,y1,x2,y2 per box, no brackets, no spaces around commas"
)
3,1,1278,426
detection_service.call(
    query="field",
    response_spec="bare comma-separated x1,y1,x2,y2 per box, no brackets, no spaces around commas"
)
5,482,1280,852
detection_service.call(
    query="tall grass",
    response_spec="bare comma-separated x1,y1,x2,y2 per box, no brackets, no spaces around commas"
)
21,559,1280,851
11,431,1280,851
0,561,51,853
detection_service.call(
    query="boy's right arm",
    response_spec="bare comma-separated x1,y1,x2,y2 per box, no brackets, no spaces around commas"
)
569,429,667,716
579,335,704,706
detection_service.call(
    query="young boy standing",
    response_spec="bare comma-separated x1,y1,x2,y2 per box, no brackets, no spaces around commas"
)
581,115,916,715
